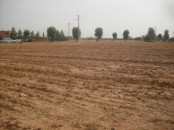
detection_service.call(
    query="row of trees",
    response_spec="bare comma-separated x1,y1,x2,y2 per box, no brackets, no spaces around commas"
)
143,27,169,42
11,26,131,42
95,27,169,42
10,27,45,40
94,27,170,42
10,26,171,42
94,28,130,42
47,26,67,42
70,27,130,42
47,26,80,42
46,26,130,42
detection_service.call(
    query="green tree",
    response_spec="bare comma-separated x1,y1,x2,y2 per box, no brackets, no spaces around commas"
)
10,27,17,39
123,30,130,41
36,31,40,38
72,27,81,42
30,31,34,38
23,30,30,39
17,29,23,39
144,27,156,42
60,30,66,41
95,27,103,42
112,32,117,42
47,26,56,42
157,34,162,41
163,30,169,42
55,30,60,41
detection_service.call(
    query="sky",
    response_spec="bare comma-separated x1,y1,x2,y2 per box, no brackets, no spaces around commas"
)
0,0,174,38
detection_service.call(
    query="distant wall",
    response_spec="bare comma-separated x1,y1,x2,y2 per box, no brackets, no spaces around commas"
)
0,30,10,39
34,38,49,42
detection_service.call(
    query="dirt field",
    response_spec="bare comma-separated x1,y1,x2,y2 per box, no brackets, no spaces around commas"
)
0,41,174,130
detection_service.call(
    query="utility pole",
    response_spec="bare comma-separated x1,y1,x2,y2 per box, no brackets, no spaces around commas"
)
68,23,71,41
76,15,81,42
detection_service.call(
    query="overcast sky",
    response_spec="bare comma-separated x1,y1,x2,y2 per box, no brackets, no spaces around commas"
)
0,0,174,38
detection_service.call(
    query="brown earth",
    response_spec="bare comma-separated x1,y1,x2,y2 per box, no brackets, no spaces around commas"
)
0,41,174,130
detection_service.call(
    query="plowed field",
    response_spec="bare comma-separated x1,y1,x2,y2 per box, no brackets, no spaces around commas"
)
0,41,174,129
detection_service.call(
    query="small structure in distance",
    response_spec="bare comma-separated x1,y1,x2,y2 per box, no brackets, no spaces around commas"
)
0,30,10,39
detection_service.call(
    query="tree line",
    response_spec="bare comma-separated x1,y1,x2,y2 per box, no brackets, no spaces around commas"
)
70,26,170,42
10,26,67,42
143,27,169,42
47,26,131,42
10,27,46,40
94,27,170,42
10,26,171,42
47,26,67,42
10,27,67,42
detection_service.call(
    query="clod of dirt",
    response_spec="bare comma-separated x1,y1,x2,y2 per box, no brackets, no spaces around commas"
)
115,90,121,94
19,93,25,97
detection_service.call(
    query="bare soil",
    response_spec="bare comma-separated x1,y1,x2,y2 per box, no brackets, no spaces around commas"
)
0,41,174,130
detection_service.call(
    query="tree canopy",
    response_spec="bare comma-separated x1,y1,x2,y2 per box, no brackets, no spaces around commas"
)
123,30,130,41
60,30,66,41
55,30,60,41
157,34,162,41
30,31,34,38
10,27,17,39
23,30,30,38
163,30,169,42
17,29,22,39
143,27,156,42
95,27,103,42
36,31,41,38
47,26,56,42
72,27,81,42
112,32,117,42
